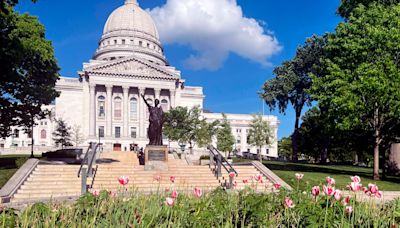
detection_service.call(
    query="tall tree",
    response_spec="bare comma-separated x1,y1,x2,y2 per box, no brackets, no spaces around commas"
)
311,4,400,180
72,125,84,146
278,137,292,159
0,2,59,138
260,35,326,161
52,119,72,149
216,114,235,157
164,106,218,154
247,114,274,162
337,0,400,19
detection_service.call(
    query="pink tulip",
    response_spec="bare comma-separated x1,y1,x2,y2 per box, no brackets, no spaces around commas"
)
326,176,335,186
171,190,178,199
311,186,320,197
375,190,383,198
165,188,170,192
92,190,100,197
229,172,236,178
109,191,117,198
351,175,361,183
348,182,362,192
165,197,175,206
362,186,368,193
255,174,263,183
295,173,304,180
118,176,129,185
284,197,295,208
153,175,161,182
342,196,351,206
368,184,379,194
323,185,335,196
243,178,249,184
274,183,281,190
345,206,353,214
193,187,203,198
334,190,342,201
170,176,176,183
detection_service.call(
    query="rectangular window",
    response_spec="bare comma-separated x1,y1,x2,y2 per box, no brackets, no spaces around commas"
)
115,127,121,138
139,41,143,46
130,127,137,139
266,149,269,154
99,126,105,138
0,144,4,149
122,39,125,44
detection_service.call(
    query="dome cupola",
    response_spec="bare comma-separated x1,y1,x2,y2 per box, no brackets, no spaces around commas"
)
93,0,167,65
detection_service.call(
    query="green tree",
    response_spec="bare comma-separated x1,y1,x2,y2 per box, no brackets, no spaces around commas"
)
196,119,219,148
164,106,218,154
0,3,59,138
247,114,274,162
72,125,84,146
260,35,326,161
337,0,399,19
52,119,72,149
278,137,292,159
311,4,400,180
216,114,235,157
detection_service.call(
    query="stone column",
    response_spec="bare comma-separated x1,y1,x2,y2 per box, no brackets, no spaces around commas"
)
89,84,96,137
170,90,176,108
106,85,113,137
154,88,161,100
123,86,129,138
138,87,145,138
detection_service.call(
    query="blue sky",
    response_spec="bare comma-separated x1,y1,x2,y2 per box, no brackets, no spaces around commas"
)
16,0,342,139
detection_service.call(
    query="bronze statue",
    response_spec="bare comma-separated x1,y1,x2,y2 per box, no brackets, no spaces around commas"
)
141,94,164,146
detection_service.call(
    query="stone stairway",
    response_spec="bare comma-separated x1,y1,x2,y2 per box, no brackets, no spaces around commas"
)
9,151,278,203
12,164,82,203
217,165,275,192
92,152,221,193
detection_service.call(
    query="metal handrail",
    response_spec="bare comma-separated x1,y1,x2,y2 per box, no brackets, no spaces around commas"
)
87,143,100,177
77,145,91,178
207,145,237,176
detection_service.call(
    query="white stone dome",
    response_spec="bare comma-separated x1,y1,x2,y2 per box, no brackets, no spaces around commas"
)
103,0,159,40
93,0,167,65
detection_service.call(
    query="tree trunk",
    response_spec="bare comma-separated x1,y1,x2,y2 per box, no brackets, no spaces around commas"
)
292,111,301,161
373,106,380,180
259,146,262,162
373,133,380,180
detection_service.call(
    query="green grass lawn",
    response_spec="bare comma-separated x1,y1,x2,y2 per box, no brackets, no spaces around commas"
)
233,159,400,191
0,155,36,189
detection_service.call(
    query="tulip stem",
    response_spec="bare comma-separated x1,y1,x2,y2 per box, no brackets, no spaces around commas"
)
323,196,329,228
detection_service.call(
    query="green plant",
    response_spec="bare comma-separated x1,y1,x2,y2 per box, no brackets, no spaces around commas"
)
199,155,210,160
15,157,28,168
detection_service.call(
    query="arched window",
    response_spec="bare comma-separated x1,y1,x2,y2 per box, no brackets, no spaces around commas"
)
130,97,138,119
114,97,122,120
13,129,19,138
161,99,168,111
41,129,46,139
98,96,105,118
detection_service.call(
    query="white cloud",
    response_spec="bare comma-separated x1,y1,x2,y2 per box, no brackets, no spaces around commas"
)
149,0,282,70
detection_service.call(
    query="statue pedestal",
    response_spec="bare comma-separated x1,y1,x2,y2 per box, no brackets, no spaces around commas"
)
144,145,168,171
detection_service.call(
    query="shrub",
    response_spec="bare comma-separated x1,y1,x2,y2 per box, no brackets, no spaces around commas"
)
15,157,28,168
199,155,210,160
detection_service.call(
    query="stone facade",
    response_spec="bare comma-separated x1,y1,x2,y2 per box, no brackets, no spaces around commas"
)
0,0,279,158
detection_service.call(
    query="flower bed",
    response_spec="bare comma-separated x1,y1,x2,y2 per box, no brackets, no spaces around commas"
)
1,175,399,227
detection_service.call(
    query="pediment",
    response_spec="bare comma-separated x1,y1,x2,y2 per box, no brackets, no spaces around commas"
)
84,56,179,79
